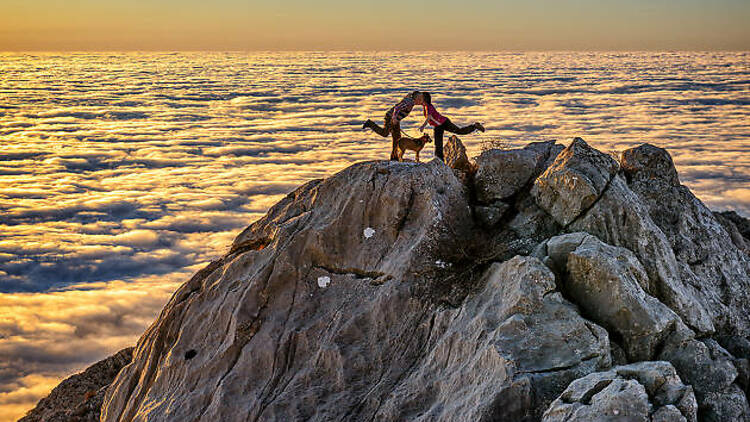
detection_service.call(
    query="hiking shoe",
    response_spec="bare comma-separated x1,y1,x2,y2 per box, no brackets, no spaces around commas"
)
362,119,372,130
475,122,485,132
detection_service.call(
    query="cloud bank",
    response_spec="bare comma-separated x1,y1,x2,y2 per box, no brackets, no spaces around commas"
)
0,51,748,420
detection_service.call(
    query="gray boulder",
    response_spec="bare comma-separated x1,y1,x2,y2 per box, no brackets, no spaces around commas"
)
620,143,680,187
531,137,619,226
568,175,714,335
547,233,678,361
100,161,609,422
542,361,697,422
659,333,749,422
475,140,561,203
371,256,611,421
620,143,750,341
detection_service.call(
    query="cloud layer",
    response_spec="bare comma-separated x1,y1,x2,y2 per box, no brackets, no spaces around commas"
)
0,51,748,420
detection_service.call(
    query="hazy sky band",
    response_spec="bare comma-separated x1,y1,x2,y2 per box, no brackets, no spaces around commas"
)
2,0,749,51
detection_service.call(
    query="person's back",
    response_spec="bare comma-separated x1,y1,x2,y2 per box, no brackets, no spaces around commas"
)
390,92,418,122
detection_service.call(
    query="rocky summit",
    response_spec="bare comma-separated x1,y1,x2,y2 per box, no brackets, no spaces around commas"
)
26,138,750,422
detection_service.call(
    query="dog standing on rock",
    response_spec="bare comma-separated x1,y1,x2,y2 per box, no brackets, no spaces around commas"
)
396,133,432,162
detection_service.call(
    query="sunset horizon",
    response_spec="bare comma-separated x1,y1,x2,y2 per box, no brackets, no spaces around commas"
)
3,0,749,52
1,1,749,421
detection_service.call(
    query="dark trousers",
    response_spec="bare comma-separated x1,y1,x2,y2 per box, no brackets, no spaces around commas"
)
365,110,401,160
433,119,477,161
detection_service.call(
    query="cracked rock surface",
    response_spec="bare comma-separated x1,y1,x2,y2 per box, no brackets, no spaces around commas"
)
34,138,750,422
542,361,697,422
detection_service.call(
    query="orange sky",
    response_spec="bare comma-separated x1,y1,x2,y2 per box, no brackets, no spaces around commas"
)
1,0,749,51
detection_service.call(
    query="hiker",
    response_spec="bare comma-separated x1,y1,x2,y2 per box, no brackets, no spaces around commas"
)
363,91,427,161
419,93,485,161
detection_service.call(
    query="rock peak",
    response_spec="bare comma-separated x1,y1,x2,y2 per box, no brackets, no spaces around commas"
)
30,137,750,422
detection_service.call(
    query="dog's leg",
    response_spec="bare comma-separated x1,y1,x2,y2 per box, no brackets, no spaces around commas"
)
397,147,404,162
416,149,420,163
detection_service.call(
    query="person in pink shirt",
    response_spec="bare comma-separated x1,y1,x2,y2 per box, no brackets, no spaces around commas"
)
419,92,485,161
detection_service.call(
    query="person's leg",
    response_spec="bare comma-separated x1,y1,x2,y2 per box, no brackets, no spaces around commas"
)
433,124,445,161
442,118,479,135
390,120,401,160
365,114,392,137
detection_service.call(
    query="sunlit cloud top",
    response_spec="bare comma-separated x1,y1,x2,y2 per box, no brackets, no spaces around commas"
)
1,0,749,51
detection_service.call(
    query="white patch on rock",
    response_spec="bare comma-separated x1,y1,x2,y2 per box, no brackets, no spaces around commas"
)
364,227,375,239
435,260,450,269
317,276,331,288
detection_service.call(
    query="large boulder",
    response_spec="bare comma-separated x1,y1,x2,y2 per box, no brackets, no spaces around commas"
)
620,143,680,187
620,143,750,341
100,161,609,422
102,160,477,421
542,361,697,422
475,140,562,203
567,175,714,335
546,233,678,361
531,138,619,226
369,256,611,421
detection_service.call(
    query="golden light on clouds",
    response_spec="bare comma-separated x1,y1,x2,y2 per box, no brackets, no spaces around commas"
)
0,275,184,421
0,50,748,418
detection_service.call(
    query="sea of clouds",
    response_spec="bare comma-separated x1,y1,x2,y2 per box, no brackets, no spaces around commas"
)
0,51,748,419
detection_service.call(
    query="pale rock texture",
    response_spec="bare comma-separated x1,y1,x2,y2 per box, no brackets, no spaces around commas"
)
549,233,678,361
531,137,619,226
542,361,697,422
367,256,611,421
620,143,750,342
33,138,750,422
658,332,749,422
475,140,562,203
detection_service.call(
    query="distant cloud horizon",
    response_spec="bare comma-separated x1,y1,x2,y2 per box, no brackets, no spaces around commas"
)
1,0,749,51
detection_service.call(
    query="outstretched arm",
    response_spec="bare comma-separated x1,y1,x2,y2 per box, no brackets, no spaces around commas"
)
419,105,428,132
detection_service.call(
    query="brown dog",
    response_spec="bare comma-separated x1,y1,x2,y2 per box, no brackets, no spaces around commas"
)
396,133,432,162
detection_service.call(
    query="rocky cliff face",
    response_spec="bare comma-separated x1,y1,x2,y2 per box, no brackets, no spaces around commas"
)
19,348,132,422
30,138,750,422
